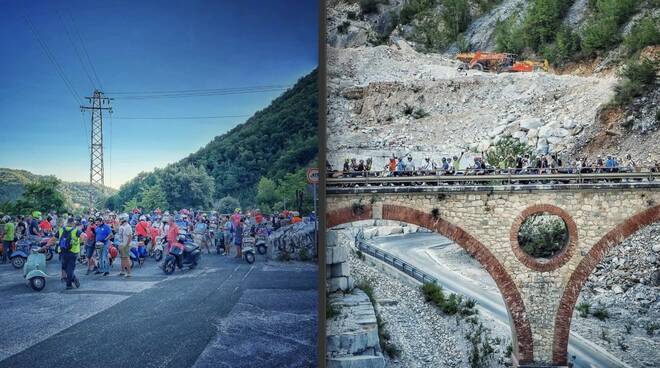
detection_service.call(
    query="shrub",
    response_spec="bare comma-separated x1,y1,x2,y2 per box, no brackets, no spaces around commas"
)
624,16,660,55
592,305,609,321
421,282,445,304
403,103,415,115
442,0,471,41
456,33,471,52
338,21,351,34
577,301,591,318
517,213,569,258
581,0,638,54
543,26,581,65
523,0,574,51
494,18,526,55
484,135,533,170
400,0,437,25
410,16,446,52
347,11,358,20
613,60,657,105
360,0,380,14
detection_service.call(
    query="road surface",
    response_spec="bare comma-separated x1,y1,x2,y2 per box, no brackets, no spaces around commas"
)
0,251,317,368
367,232,630,368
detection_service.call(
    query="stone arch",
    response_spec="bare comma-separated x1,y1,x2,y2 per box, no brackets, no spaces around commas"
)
326,203,535,364
552,204,660,365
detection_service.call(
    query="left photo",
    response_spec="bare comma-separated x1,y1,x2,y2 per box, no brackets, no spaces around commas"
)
0,1,319,367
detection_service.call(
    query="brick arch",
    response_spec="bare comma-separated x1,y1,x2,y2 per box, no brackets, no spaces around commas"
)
552,204,660,365
326,203,535,364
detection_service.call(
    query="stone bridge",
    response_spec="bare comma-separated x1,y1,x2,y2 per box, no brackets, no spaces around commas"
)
325,183,660,366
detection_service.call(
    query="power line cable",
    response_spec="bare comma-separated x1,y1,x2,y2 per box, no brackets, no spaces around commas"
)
113,87,287,100
23,12,82,105
58,11,96,90
112,114,251,120
65,9,104,90
107,84,290,95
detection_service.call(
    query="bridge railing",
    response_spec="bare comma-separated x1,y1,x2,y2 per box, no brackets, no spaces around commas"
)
327,170,660,188
357,240,439,285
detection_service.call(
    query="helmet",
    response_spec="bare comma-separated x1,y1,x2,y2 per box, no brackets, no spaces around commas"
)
32,211,42,219
82,219,88,226
119,213,129,222
74,216,82,224
139,215,146,221
2,215,10,222
95,216,104,223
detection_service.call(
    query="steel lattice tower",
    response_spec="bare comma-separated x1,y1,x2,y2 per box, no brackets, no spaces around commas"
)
81,90,112,209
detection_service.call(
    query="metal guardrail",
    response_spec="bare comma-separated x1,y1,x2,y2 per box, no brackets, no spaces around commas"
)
357,240,439,285
328,171,660,187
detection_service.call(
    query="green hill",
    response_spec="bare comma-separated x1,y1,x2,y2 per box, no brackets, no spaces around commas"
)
106,69,318,210
0,168,116,210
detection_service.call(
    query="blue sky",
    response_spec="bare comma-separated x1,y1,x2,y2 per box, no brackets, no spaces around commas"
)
0,0,317,188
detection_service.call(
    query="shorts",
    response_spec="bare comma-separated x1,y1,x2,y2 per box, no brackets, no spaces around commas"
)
85,244,95,258
224,234,231,246
119,244,130,258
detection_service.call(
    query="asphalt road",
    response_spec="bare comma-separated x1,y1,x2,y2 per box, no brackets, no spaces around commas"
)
0,251,318,368
368,232,631,368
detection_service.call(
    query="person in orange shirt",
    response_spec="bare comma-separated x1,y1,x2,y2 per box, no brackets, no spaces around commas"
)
291,211,302,224
40,216,53,235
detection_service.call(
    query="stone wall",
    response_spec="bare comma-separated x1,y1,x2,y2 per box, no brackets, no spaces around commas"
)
326,188,660,365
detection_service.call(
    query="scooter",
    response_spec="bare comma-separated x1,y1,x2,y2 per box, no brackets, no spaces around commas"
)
129,243,148,268
242,234,256,264
10,237,51,269
23,249,48,291
161,234,201,275
153,236,166,262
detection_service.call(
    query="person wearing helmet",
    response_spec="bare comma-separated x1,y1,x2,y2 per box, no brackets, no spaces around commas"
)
28,212,43,238
117,213,133,277
1,215,14,264
135,215,150,251
163,215,184,269
94,217,113,276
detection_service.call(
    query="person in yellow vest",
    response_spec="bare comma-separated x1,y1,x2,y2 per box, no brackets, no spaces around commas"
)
51,217,86,290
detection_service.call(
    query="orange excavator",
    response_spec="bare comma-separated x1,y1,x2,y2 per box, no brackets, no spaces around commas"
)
456,51,549,73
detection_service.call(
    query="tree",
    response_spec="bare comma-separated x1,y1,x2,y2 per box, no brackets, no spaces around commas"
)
122,198,139,214
442,0,471,41
139,183,169,212
485,136,533,169
256,177,280,212
275,168,314,214
160,165,215,209
13,177,66,214
217,195,240,214
624,16,660,55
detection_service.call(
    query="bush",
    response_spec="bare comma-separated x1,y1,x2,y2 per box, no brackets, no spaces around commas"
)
577,301,591,318
410,16,446,52
581,0,638,54
494,18,526,54
523,0,574,51
360,0,380,14
592,305,609,321
400,0,436,25
484,135,533,169
442,0,471,41
338,21,350,34
517,213,569,259
347,11,358,20
624,16,660,55
543,26,581,65
614,60,657,105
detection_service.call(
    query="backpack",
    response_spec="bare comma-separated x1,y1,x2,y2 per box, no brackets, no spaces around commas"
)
58,227,76,252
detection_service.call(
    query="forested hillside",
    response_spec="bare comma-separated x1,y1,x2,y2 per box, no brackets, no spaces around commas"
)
0,168,116,210
105,69,318,212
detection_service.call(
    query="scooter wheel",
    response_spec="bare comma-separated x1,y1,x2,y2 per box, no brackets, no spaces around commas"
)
29,276,46,291
11,257,25,269
257,244,267,255
154,250,163,262
45,251,53,261
244,251,255,264
163,259,176,275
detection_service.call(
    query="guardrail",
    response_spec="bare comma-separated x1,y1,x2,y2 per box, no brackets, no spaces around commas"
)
328,171,660,188
357,240,439,285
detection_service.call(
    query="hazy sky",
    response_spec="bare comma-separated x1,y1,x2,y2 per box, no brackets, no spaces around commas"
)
0,0,318,188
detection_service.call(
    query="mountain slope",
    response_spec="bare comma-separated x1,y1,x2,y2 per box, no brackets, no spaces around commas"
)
0,168,116,209
107,69,318,209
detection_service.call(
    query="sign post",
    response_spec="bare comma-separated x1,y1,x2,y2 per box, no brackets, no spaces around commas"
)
307,168,319,256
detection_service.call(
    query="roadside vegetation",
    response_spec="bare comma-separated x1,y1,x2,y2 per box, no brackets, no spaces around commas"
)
358,279,401,358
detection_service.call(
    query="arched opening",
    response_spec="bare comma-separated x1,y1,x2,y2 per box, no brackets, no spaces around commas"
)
553,205,660,366
326,204,535,364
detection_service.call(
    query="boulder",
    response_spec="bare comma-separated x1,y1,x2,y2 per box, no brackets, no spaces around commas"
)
519,118,543,130
489,125,507,138
563,119,577,129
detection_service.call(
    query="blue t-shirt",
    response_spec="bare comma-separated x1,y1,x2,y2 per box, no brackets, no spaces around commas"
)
95,223,113,242
194,222,207,233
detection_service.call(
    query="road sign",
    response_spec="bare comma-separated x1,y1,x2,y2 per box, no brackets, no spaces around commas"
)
306,168,319,184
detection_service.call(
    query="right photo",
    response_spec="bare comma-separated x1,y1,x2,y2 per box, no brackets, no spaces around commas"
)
324,1,659,368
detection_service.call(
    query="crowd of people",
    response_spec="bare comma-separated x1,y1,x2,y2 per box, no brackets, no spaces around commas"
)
327,152,660,178
0,207,314,290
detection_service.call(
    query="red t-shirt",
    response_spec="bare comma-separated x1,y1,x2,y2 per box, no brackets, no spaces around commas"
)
39,220,52,232
136,221,149,237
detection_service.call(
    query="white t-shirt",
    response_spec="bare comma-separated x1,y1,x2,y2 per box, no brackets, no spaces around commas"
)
117,223,133,247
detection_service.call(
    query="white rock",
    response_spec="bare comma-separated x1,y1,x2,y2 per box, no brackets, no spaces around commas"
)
537,125,552,138
519,118,543,130
552,128,571,137
489,125,507,138
547,136,564,144
563,120,577,129
477,140,491,152
527,128,538,138
652,243,660,253
512,131,527,139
